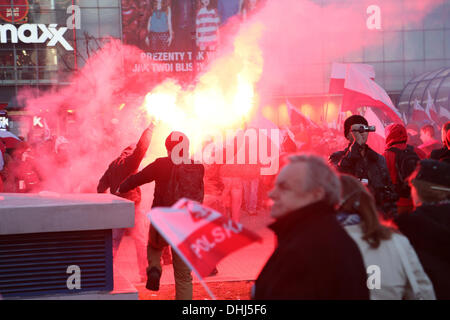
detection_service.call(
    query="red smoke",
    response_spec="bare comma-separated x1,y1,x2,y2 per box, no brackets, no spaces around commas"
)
16,0,443,194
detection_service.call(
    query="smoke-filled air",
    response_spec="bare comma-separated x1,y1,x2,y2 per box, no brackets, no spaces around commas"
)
18,0,444,194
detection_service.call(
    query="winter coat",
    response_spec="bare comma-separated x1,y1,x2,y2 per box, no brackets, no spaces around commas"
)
394,202,450,299
254,200,370,300
418,140,442,158
343,223,435,299
430,146,450,163
329,143,398,217
119,156,204,209
97,127,153,205
383,124,426,208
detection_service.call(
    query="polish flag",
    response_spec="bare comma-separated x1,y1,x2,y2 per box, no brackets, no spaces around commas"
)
329,63,375,94
364,107,386,154
424,90,440,124
341,64,403,124
0,130,21,148
286,99,319,129
148,199,262,278
411,100,430,122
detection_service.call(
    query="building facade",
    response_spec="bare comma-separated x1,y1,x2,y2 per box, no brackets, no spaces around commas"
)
1,0,449,135
0,0,122,136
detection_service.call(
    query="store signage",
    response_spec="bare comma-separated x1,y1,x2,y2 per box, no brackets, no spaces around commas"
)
0,0,29,24
0,23,73,51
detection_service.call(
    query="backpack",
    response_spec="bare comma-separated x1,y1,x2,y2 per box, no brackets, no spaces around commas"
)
163,161,204,206
387,145,420,198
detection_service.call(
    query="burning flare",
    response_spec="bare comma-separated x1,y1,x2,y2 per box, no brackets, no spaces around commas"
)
142,23,264,155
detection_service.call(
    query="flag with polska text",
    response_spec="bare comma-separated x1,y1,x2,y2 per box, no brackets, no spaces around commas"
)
147,199,262,277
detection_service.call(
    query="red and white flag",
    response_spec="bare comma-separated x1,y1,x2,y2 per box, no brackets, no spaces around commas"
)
148,199,262,278
364,107,386,154
0,130,21,148
411,99,430,122
329,63,375,94
286,99,319,129
341,64,403,123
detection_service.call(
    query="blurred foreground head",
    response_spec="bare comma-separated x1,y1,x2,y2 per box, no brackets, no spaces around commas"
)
409,159,450,206
269,154,340,219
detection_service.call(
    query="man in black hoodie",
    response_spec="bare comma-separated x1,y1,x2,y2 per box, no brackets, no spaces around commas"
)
254,155,369,299
119,131,204,300
97,123,154,281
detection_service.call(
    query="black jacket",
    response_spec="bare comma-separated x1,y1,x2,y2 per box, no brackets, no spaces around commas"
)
394,202,450,300
119,156,204,208
329,143,398,217
97,127,152,205
254,200,369,300
430,146,450,163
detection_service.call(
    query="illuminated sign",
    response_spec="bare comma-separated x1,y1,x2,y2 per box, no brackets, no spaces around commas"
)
0,23,73,50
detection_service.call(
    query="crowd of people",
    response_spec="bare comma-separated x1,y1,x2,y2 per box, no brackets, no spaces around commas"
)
254,116,450,300
0,113,449,300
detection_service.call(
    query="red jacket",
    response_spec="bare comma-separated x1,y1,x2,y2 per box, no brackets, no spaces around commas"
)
383,124,426,207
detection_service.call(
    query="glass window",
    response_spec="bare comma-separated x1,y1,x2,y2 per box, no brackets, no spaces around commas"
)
36,0,55,10
0,86,15,102
384,62,404,91
99,9,120,38
445,30,450,59
398,82,415,111
78,0,99,8
425,77,445,104
16,49,37,67
79,8,99,39
404,31,424,60
436,76,450,110
404,61,425,82
425,30,444,60
445,2,450,29
38,49,58,66
423,5,445,29
99,0,120,7
0,50,15,67
384,31,403,61
363,32,383,62
423,65,446,78
410,81,428,108
344,47,363,63
17,67,37,80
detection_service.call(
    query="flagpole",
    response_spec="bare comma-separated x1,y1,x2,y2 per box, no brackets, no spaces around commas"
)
148,213,218,300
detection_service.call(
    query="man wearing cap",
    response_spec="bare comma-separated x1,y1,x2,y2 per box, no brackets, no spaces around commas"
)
329,115,398,219
394,159,450,299
418,124,442,158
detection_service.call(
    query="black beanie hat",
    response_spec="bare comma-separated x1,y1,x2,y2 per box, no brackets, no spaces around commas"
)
413,159,450,189
344,115,368,138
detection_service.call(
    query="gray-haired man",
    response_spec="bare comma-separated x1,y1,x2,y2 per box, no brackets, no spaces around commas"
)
254,155,369,299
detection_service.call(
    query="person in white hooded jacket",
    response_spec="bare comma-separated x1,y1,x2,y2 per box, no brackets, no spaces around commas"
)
337,174,435,300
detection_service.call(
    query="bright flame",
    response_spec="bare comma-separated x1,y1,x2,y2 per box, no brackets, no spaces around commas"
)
142,23,264,156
